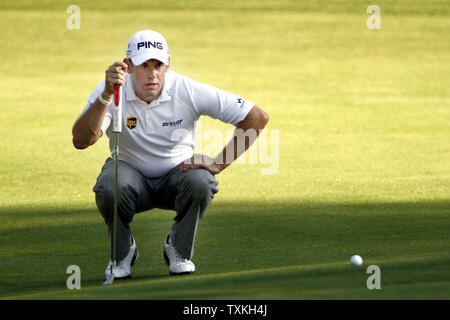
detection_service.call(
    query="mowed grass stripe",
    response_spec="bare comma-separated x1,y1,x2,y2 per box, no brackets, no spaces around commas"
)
1,201,448,298
8,255,450,300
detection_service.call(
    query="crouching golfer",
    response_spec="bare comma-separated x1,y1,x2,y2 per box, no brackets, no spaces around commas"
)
72,30,269,279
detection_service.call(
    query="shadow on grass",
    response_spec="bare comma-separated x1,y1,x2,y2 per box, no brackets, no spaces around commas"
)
0,200,449,298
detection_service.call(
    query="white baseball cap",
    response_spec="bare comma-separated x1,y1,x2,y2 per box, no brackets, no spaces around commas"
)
126,30,170,66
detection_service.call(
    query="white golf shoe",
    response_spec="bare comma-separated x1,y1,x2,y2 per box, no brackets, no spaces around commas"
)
163,235,195,275
105,236,139,280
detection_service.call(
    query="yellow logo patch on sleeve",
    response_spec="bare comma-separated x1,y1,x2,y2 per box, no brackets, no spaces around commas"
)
126,117,137,130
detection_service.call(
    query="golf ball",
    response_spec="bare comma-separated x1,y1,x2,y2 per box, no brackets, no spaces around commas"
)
350,255,363,266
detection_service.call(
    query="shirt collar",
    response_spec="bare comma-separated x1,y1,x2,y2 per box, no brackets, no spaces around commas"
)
158,72,173,103
125,72,172,104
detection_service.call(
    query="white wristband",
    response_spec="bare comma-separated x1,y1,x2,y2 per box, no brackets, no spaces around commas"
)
98,93,112,106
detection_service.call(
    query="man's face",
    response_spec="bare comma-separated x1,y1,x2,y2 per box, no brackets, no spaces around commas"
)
127,58,169,103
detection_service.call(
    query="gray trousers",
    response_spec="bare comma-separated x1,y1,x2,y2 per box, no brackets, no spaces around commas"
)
93,158,219,262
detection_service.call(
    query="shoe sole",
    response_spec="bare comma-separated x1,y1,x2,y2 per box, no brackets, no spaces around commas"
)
114,246,139,281
163,248,195,276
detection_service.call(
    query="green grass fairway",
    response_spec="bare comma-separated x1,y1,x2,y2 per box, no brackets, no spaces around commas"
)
1,0,449,300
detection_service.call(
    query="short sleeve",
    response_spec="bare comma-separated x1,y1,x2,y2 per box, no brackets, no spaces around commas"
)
185,77,254,126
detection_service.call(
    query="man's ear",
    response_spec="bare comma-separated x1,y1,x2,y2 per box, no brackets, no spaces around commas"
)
166,57,170,69
123,58,132,73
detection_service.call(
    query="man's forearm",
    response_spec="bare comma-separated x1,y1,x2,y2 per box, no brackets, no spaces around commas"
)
213,129,257,172
72,92,112,149
213,105,269,172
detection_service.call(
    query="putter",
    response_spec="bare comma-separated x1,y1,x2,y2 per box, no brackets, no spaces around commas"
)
104,83,123,286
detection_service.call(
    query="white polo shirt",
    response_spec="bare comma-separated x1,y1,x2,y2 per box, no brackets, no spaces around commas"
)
84,71,254,178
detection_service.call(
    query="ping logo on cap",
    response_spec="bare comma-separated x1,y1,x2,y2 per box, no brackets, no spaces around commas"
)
127,117,137,130
137,41,163,50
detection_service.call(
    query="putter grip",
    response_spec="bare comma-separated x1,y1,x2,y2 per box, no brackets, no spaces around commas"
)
113,84,122,133
114,84,120,106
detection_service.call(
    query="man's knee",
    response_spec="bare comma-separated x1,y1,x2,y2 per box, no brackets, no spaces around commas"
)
94,172,113,217
181,169,219,199
93,171,137,223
